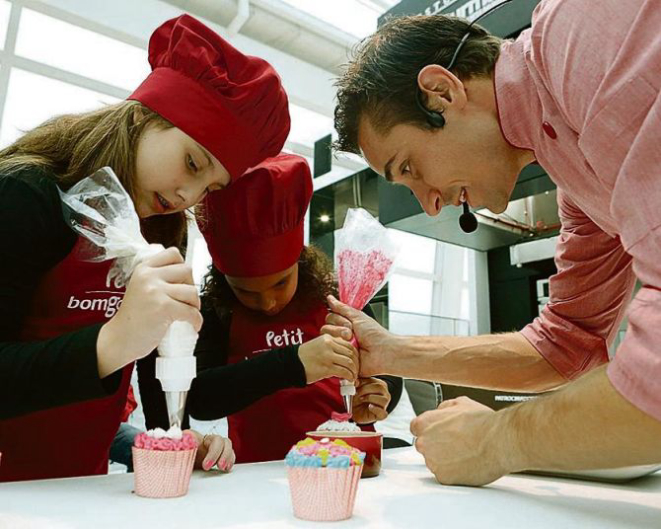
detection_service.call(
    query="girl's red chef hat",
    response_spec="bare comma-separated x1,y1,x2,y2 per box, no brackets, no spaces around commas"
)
199,154,313,277
129,14,290,181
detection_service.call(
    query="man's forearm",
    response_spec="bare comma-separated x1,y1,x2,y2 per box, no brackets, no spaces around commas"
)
497,365,661,471
382,332,566,392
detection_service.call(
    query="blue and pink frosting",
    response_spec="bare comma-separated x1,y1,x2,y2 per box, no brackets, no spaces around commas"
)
285,438,365,468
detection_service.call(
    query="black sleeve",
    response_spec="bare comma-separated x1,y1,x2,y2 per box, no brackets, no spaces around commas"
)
136,351,179,431
0,171,122,420
364,303,403,414
186,301,307,420
379,375,403,413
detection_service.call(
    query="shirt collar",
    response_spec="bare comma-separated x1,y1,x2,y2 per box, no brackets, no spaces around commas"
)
493,35,541,153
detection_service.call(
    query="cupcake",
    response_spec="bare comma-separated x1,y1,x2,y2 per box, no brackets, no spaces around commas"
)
285,437,365,521
132,426,198,498
307,412,383,478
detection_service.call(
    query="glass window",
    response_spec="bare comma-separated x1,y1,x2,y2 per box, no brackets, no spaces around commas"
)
462,248,470,281
15,9,149,91
280,0,393,38
0,0,11,50
430,316,456,336
391,230,436,274
389,274,433,314
460,287,470,321
0,68,120,147
455,319,470,336
389,311,431,336
288,103,334,147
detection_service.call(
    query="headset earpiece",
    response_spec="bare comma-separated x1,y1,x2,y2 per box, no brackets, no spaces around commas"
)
416,89,446,128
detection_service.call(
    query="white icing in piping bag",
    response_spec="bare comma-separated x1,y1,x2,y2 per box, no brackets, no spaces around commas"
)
59,167,198,428
156,321,198,428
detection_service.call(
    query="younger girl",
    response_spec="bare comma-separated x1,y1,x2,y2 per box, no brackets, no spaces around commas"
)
188,154,401,463
0,14,290,481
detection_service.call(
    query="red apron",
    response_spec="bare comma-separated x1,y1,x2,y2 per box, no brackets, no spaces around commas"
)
0,237,131,482
227,298,371,464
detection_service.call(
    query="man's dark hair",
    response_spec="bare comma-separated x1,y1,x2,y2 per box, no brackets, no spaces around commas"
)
334,15,502,154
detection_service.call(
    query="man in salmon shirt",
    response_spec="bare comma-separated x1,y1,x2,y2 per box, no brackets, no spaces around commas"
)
323,0,661,485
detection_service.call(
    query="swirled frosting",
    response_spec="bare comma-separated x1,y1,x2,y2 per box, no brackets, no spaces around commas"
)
133,426,198,451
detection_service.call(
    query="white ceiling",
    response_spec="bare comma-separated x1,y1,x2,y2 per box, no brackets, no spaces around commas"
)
160,0,399,75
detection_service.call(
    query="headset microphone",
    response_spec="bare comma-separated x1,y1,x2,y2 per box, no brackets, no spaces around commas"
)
459,201,478,233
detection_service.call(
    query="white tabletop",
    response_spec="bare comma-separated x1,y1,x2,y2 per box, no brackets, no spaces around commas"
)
1,448,660,529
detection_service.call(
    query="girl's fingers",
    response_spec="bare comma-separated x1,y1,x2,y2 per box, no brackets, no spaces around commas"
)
325,313,353,329
320,324,353,341
165,283,201,309
222,448,237,473
170,303,203,332
332,340,359,371
158,263,196,285
330,364,356,381
141,246,183,267
201,436,223,471
331,336,357,354
215,438,235,472
355,380,387,395
354,402,387,424
368,403,388,421
331,351,358,380
356,392,390,409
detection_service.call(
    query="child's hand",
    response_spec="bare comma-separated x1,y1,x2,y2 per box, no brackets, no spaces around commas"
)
187,429,235,472
353,377,390,425
298,335,359,384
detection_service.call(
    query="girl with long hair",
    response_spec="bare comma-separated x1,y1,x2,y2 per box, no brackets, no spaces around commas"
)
0,14,290,482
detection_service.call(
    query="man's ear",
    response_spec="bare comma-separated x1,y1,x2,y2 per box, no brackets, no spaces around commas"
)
417,64,466,112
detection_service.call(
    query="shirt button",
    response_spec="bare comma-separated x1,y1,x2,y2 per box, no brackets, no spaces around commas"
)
542,121,557,139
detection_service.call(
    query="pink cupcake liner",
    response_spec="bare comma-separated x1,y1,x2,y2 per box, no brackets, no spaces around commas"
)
287,465,362,521
132,446,197,498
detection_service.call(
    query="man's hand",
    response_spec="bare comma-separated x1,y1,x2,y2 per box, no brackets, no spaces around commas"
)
321,295,400,376
410,397,509,486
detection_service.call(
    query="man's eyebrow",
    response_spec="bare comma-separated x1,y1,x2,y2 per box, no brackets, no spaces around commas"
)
384,154,396,182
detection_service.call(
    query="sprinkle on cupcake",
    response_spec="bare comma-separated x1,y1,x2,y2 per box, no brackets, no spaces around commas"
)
285,438,365,468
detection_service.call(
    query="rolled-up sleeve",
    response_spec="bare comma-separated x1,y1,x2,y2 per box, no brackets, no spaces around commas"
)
521,191,635,380
604,89,661,422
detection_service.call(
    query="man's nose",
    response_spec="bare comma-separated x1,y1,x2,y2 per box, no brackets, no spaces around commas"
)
412,186,441,217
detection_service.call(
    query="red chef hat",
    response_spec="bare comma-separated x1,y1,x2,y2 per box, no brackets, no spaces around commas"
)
199,154,313,277
129,14,290,181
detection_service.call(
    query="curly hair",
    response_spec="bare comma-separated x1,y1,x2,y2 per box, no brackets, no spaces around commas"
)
201,245,338,321
334,14,502,154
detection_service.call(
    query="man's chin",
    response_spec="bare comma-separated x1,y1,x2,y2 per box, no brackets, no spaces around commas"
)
487,200,509,215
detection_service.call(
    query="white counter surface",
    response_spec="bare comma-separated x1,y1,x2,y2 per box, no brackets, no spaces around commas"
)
1,448,660,529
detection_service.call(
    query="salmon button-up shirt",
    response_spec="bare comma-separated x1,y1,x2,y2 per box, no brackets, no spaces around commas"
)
495,0,661,420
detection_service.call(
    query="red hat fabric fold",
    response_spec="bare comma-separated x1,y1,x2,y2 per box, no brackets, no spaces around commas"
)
199,154,313,277
129,14,290,180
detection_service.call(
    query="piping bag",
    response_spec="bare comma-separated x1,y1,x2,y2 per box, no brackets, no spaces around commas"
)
59,167,197,428
334,208,401,416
